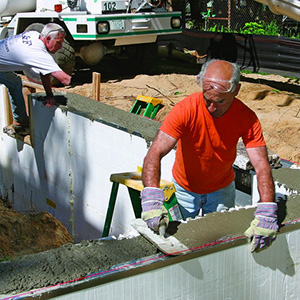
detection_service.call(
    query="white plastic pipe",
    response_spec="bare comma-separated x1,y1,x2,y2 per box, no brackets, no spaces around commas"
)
0,0,35,17
255,0,300,21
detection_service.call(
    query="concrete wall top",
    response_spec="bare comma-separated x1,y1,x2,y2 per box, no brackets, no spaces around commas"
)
33,92,161,144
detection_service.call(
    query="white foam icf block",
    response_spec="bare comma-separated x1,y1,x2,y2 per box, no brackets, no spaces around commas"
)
0,93,175,241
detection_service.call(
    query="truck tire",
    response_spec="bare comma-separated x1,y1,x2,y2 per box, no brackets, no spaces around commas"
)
52,39,76,85
23,23,75,86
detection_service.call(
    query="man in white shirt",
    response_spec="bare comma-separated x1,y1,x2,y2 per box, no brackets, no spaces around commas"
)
0,23,71,129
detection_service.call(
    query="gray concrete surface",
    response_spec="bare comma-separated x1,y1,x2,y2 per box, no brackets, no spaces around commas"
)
0,236,158,295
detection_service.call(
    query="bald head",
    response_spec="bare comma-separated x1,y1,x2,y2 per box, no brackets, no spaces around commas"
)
198,59,240,92
206,60,233,81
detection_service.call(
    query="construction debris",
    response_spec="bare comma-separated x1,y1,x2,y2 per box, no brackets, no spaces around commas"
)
234,140,282,170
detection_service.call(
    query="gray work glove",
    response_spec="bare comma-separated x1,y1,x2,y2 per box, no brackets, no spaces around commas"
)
244,202,279,253
141,187,169,235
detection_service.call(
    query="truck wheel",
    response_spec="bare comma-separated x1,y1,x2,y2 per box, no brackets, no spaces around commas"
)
52,39,76,86
23,23,75,86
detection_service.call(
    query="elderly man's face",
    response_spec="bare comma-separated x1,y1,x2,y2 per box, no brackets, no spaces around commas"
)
46,33,65,54
202,61,240,118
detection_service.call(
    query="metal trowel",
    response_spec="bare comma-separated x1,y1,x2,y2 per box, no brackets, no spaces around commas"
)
130,218,191,256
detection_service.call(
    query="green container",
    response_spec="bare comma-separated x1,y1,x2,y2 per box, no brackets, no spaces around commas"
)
163,192,183,221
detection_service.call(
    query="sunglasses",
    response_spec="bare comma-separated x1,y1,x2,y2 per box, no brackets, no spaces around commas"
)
197,76,234,93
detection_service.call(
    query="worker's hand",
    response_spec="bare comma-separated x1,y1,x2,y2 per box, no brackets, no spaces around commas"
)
244,202,279,253
45,96,55,107
141,187,169,235
42,94,56,107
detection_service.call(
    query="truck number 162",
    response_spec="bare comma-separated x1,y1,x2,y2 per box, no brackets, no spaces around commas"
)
103,2,117,11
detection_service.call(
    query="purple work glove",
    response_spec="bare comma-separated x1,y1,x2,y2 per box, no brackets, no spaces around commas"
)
244,202,279,253
141,187,169,233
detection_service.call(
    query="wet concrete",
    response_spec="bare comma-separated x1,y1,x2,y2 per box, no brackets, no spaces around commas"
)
167,169,300,251
167,208,255,250
0,236,157,295
272,168,300,192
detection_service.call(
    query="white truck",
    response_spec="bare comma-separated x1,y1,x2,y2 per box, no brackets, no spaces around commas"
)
0,0,182,80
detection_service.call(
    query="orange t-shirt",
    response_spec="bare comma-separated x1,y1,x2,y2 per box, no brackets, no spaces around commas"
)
160,93,265,194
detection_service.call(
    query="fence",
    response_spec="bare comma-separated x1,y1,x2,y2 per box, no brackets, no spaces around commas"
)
176,0,300,36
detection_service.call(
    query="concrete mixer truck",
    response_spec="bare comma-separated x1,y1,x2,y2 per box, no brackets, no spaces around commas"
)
0,0,182,81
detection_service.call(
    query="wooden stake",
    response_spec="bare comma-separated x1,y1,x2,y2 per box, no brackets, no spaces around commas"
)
3,87,13,126
92,72,101,101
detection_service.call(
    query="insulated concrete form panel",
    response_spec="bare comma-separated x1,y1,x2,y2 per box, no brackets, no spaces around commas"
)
13,229,300,300
0,164,299,299
0,134,34,211
0,89,175,242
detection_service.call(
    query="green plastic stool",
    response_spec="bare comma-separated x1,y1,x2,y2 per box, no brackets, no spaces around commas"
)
102,169,182,237
130,95,163,119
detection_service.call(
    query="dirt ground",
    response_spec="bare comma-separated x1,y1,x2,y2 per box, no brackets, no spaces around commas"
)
1,57,300,262
0,198,72,261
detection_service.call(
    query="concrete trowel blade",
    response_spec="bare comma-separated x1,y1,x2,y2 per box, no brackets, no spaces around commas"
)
130,218,191,255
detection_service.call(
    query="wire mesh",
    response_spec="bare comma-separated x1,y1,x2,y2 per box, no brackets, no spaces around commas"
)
181,0,300,37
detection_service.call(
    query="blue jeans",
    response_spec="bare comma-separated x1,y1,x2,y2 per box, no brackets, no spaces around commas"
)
0,72,27,122
173,178,236,220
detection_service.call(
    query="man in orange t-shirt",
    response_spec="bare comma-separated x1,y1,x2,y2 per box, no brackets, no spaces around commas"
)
141,59,278,253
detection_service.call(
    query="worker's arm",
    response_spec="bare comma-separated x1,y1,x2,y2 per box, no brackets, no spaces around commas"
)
244,145,278,253
40,73,55,107
141,130,177,233
246,145,275,202
51,70,71,86
40,73,53,96
142,130,177,187
40,72,71,107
